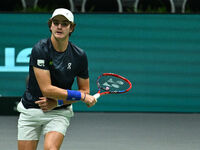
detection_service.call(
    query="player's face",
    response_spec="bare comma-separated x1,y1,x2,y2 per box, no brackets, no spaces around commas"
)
51,15,73,40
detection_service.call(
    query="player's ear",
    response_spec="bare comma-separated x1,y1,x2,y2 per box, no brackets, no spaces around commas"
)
48,19,52,32
69,23,76,35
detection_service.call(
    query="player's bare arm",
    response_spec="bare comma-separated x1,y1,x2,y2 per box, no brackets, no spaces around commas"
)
33,67,97,110
77,76,97,107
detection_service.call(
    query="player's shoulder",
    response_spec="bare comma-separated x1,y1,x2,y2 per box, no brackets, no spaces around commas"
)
32,38,51,55
34,38,50,49
69,41,86,56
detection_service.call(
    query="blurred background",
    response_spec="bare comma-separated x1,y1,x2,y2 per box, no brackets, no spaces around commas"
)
1,0,200,13
0,0,200,114
1,1,200,150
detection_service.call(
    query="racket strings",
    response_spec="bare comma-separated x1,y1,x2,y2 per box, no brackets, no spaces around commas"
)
98,76,130,92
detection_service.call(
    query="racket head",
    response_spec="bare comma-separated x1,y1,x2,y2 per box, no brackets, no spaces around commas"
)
96,73,132,95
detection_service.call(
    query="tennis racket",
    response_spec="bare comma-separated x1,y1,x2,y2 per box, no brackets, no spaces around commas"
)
93,73,132,99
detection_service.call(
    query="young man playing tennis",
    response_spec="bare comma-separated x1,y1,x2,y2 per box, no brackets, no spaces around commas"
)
17,8,97,150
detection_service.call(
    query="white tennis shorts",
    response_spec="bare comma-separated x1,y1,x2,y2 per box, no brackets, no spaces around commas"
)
17,101,74,140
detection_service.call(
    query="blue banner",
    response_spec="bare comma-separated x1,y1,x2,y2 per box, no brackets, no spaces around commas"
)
1,14,200,112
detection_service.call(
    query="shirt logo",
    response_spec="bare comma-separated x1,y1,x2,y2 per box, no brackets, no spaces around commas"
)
49,60,53,65
37,59,45,67
67,63,72,70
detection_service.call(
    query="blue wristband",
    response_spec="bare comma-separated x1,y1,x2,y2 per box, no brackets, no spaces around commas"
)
67,90,81,101
57,100,64,106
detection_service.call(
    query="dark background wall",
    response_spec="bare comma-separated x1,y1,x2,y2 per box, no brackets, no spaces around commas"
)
1,0,200,13
0,14,200,114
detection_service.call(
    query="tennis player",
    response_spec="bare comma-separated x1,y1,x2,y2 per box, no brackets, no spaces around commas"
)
17,8,97,150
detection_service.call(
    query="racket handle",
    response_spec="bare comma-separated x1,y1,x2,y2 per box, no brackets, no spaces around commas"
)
93,93,100,99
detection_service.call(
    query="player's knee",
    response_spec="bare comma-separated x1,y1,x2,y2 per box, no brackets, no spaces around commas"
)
44,144,60,150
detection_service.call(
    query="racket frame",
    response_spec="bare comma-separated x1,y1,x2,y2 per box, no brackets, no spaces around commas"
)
94,73,132,99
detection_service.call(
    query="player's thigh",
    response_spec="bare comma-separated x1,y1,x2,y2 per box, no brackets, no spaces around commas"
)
17,102,43,140
44,131,64,150
18,140,39,150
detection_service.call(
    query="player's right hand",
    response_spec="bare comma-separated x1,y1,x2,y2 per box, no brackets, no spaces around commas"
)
82,94,97,107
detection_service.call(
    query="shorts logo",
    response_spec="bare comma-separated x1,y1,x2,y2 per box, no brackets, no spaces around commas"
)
67,63,72,69
37,59,45,67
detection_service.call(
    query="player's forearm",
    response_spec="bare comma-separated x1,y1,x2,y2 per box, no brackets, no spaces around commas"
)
79,89,90,95
41,85,67,100
41,85,86,102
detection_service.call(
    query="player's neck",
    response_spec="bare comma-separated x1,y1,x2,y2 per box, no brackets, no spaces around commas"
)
51,36,69,52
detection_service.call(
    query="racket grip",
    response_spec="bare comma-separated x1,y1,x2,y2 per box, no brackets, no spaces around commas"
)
93,93,100,99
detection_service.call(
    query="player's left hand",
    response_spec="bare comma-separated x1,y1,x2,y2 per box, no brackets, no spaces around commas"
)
35,97,57,112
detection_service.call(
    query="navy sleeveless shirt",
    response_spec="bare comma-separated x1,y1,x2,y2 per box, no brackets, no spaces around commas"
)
22,38,89,109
